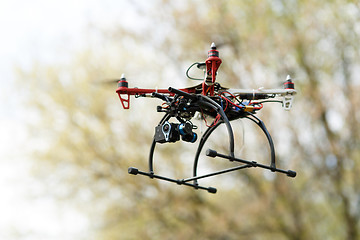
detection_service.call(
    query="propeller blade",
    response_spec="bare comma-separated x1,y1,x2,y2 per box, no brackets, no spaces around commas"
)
98,73,127,85
96,79,121,85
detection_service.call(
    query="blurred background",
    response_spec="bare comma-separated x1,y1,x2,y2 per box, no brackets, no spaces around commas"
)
1,0,360,239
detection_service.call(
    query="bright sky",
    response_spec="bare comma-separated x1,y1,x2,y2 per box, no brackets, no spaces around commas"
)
0,1,135,239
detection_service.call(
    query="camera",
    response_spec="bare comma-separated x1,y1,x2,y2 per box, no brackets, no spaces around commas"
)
154,121,197,143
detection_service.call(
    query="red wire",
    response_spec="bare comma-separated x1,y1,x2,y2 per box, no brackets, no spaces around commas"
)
200,108,221,128
249,102,263,110
221,91,237,99
221,91,264,110
220,95,244,109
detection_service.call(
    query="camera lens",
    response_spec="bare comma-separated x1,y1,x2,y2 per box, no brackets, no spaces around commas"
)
163,124,170,132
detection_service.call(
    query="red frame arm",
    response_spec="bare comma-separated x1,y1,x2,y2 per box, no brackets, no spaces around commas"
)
116,86,195,109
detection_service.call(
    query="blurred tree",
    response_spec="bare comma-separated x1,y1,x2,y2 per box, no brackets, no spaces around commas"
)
20,0,360,239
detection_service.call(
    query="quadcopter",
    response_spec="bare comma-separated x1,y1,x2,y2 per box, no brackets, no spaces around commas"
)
115,43,297,194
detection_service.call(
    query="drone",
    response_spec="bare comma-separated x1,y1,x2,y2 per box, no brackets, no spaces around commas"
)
115,43,297,194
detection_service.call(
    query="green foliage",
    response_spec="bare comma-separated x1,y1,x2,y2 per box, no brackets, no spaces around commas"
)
21,0,360,239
